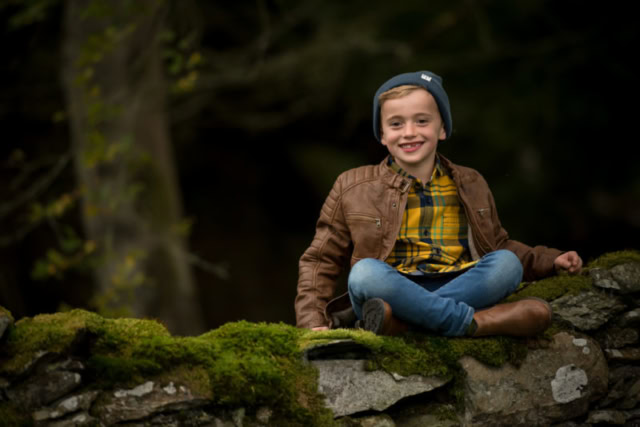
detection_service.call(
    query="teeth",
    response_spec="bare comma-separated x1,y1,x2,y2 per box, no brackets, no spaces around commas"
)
400,142,422,148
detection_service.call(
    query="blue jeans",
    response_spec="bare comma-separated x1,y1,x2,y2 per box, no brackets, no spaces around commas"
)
347,250,523,336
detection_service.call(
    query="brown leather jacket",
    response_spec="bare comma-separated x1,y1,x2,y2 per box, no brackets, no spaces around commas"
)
295,155,562,329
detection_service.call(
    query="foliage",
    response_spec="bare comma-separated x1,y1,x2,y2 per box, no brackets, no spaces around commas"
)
1,0,60,29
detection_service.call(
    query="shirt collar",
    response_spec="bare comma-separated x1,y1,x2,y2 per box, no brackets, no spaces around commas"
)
387,155,444,185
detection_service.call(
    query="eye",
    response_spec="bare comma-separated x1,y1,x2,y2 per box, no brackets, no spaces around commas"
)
416,117,430,125
388,120,402,128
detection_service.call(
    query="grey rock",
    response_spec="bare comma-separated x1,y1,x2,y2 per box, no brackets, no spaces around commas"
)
232,407,245,426
596,327,639,349
32,390,99,422
610,263,640,293
255,406,272,425
617,308,640,328
586,409,628,424
591,268,621,291
461,332,608,426
599,366,640,409
47,411,97,427
552,291,626,330
135,409,218,427
390,403,461,427
356,414,396,427
604,347,640,362
46,358,85,373
95,381,209,424
6,370,81,409
312,359,449,417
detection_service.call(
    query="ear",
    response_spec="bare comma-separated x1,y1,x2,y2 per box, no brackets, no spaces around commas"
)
379,129,388,146
438,124,447,140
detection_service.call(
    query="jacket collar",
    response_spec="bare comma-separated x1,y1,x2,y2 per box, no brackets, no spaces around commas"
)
378,153,458,193
378,156,412,193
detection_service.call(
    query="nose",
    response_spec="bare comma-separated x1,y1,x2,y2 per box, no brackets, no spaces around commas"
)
403,122,416,137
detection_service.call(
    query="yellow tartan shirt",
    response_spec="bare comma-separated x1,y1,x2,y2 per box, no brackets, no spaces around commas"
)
385,157,478,275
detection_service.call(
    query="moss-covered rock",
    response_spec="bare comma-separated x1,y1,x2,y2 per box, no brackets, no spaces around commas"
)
0,314,336,425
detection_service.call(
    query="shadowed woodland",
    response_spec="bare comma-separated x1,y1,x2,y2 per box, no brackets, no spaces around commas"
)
0,0,639,335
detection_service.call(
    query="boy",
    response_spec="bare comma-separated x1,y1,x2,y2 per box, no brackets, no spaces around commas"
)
295,71,582,337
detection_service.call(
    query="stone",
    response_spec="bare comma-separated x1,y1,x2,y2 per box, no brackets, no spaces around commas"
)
356,414,396,427
144,409,218,426
604,347,640,362
389,403,461,427
591,268,621,291
598,366,640,409
95,381,209,424
610,263,640,293
312,359,450,417
47,412,97,427
551,364,588,403
255,406,273,424
586,409,628,425
596,327,639,349
461,332,608,426
45,358,85,373
32,390,99,422
6,370,81,409
551,291,626,331
617,308,640,328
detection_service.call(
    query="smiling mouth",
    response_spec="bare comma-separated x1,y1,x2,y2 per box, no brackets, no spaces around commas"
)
399,142,424,150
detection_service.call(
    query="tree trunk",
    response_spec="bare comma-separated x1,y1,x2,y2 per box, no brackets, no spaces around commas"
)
61,0,204,335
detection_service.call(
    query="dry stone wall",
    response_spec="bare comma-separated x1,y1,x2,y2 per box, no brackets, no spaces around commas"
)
0,254,639,426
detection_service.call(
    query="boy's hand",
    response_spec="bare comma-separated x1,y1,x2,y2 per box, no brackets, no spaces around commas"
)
554,251,583,274
312,326,329,331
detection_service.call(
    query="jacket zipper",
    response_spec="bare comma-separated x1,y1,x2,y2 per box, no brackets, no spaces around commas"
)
346,213,381,228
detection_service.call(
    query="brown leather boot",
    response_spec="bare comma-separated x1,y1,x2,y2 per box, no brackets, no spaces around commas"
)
362,298,409,336
471,297,553,337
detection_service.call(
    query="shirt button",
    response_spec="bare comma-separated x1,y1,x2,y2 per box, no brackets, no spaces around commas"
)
392,202,397,208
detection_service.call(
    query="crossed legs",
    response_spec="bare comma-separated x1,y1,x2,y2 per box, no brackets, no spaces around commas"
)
347,250,531,337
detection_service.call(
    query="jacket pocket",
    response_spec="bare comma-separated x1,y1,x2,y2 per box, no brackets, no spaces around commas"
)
471,206,496,248
345,213,382,261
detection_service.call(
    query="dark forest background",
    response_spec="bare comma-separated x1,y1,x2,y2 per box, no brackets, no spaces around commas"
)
1,0,638,335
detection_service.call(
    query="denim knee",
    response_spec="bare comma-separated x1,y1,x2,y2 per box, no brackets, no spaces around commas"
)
348,258,383,294
490,250,523,293
348,257,401,302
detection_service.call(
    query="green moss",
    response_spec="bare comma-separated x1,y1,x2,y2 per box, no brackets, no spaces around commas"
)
301,328,526,380
0,309,102,374
0,312,335,426
586,249,640,270
0,306,14,323
505,274,593,303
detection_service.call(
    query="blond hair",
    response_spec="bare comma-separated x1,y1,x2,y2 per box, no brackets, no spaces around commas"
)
378,85,427,106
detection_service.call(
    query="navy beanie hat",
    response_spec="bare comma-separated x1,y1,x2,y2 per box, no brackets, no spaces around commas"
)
373,71,452,141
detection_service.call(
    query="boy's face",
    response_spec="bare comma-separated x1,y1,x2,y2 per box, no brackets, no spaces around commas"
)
380,88,446,175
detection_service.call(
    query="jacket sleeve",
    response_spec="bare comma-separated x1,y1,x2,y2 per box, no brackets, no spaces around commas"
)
295,174,352,329
488,189,562,281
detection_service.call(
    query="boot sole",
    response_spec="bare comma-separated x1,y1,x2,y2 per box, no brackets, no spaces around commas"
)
362,298,386,335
